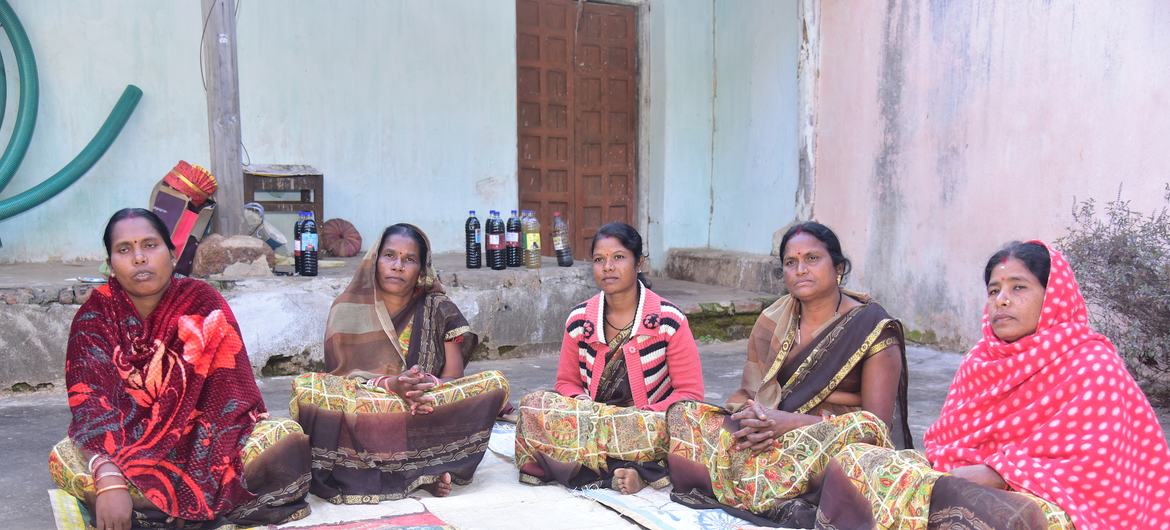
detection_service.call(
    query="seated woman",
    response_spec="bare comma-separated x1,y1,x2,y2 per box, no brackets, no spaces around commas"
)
816,241,1170,529
291,223,509,504
49,208,311,530
666,221,911,527
515,222,704,494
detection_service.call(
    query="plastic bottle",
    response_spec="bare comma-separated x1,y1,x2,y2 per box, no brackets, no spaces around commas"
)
301,212,319,277
505,209,522,268
486,210,506,270
552,212,573,267
465,210,482,269
523,209,542,269
293,211,306,275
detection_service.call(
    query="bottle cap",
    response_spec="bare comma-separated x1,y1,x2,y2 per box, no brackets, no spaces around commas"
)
469,210,476,215
553,211,561,216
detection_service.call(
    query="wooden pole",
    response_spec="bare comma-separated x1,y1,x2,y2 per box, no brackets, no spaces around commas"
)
795,0,820,222
202,0,244,236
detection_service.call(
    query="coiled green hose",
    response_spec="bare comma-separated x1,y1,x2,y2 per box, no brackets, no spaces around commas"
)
0,0,39,194
0,85,142,220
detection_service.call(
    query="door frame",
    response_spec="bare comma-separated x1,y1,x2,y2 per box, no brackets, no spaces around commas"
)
587,0,651,256
514,0,651,258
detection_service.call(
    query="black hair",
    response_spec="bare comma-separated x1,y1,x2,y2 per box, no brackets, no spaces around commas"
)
378,223,429,262
983,241,1050,288
777,221,852,283
591,221,651,289
102,208,175,258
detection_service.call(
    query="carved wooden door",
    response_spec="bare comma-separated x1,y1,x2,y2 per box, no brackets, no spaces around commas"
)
517,0,637,258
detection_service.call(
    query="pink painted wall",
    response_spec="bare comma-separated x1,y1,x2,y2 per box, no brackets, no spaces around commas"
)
814,1,1170,347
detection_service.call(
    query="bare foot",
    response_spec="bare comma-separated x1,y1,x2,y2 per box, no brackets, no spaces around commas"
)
613,468,645,495
422,472,453,497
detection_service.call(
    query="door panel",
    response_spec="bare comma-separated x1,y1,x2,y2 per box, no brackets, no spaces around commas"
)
517,0,637,258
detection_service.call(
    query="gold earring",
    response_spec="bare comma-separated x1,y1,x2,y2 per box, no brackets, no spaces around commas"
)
837,273,843,286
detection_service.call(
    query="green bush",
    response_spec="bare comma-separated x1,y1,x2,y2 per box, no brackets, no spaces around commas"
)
1057,185,1170,403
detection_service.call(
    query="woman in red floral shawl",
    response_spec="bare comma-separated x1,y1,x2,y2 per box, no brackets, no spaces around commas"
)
816,241,1170,530
48,208,311,529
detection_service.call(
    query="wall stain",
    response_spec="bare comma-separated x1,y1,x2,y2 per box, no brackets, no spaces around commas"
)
927,1,994,205
865,0,910,305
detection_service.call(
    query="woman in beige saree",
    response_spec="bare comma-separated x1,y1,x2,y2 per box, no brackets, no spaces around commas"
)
291,223,509,504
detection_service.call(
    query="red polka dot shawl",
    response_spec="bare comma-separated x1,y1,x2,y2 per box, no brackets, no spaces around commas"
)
65,278,265,521
924,242,1170,529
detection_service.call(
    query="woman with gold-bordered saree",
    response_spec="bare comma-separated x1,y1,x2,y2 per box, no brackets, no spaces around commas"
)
667,289,912,527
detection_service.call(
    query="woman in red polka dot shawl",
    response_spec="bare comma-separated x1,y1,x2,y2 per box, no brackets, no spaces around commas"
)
816,241,1170,529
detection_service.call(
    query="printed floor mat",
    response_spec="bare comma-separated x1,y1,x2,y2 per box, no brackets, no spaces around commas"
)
51,423,789,530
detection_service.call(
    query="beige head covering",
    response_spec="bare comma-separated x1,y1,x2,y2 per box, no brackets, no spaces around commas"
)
322,224,443,377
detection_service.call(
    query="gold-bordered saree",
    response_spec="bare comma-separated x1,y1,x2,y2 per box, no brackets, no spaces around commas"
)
726,291,911,447
667,292,912,526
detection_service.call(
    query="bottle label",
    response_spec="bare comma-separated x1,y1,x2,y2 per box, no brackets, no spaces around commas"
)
294,240,301,253
528,234,541,250
474,229,482,244
487,234,504,250
553,235,567,251
505,232,520,244
303,234,318,252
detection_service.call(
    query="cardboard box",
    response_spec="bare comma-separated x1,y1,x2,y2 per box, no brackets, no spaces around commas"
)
149,182,216,276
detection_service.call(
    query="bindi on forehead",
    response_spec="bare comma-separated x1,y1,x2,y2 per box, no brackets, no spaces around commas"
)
593,248,631,258
383,247,418,256
784,246,825,260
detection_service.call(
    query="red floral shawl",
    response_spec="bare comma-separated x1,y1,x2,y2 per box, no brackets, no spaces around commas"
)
65,277,265,520
924,242,1170,529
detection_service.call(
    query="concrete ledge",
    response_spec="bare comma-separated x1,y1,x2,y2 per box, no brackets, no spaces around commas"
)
0,253,784,389
0,253,596,388
665,248,785,295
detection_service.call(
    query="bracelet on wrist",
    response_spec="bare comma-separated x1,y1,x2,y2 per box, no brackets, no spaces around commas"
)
95,471,125,483
95,484,129,496
88,455,113,475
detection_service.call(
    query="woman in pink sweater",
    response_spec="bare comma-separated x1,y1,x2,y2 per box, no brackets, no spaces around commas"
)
515,222,704,495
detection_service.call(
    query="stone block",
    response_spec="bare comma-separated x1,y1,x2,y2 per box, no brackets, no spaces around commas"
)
73,285,95,305
193,234,275,278
665,248,785,294
0,303,78,388
57,288,74,305
698,302,731,315
731,299,763,314
2,288,35,305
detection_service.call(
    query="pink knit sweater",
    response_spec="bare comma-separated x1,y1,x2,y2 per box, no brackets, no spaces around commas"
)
554,285,704,411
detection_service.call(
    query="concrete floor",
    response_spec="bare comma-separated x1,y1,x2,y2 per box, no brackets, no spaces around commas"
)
4,341,1167,529
1,340,964,529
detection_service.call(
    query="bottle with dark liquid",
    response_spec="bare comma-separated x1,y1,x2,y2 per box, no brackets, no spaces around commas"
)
505,209,522,267
465,210,482,269
552,211,573,267
300,212,319,277
487,210,506,270
293,211,306,274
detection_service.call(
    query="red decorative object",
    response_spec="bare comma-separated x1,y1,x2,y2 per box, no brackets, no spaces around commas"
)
163,161,218,206
321,218,362,257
